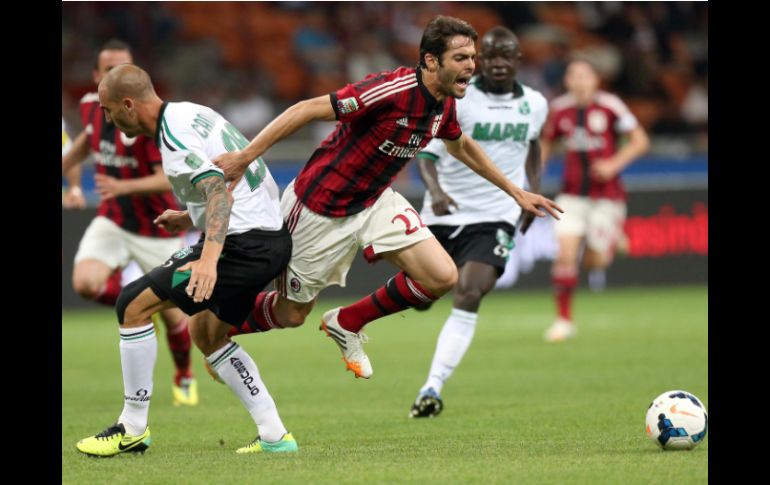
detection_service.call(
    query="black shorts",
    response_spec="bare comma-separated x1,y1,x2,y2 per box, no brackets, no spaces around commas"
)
430,222,516,276
146,226,292,326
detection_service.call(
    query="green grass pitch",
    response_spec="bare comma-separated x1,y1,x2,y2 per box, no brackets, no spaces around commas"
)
62,285,707,484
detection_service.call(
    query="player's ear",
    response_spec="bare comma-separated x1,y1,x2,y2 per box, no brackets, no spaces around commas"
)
426,54,438,72
123,98,134,112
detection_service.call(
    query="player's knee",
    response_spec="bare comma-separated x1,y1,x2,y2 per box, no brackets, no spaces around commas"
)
583,250,611,270
553,261,578,276
116,276,151,326
556,252,578,267
454,286,484,310
190,327,225,356
274,298,313,328
73,277,102,300
282,305,313,327
280,314,305,328
429,264,458,296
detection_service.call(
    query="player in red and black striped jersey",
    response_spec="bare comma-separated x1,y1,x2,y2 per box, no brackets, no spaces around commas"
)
541,59,649,342
61,40,197,405
77,94,179,236
213,16,562,380
294,64,462,217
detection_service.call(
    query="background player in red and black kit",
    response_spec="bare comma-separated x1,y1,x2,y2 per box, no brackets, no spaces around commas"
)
541,59,649,342
214,16,562,380
61,40,198,405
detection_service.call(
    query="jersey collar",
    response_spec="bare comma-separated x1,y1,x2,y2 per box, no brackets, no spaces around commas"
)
472,76,525,98
415,67,442,110
155,101,169,148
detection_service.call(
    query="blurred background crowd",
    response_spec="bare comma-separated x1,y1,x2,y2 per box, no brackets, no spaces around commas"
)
62,1,707,158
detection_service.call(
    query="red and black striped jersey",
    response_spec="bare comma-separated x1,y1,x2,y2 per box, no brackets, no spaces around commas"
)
293,66,462,217
543,91,639,201
80,92,179,237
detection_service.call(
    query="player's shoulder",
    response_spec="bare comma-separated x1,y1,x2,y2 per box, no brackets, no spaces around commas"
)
380,65,417,83
158,102,204,149
354,66,416,88
163,101,205,121
550,92,577,113
594,90,630,114
519,83,548,108
162,101,219,132
355,66,418,107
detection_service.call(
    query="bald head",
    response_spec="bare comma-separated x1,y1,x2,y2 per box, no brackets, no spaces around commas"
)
478,26,521,94
98,64,162,138
99,64,156,103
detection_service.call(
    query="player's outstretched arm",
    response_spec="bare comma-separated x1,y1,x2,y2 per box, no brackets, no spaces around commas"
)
518,139,543,234
443,134,562,219
213,95,336,182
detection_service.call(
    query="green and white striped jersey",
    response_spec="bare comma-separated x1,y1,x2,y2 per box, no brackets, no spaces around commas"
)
418,79,548,227
156,102,282,235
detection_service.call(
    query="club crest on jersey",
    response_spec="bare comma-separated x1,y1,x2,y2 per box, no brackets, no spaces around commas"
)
185,153,204,169
519,101,531,115
430,114,444,137
337,97,360,115
588,111,608,133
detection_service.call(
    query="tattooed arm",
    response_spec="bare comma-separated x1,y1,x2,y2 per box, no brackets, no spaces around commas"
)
178,174,232,303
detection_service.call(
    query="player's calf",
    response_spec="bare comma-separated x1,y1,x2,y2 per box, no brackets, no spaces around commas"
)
229,291,312,336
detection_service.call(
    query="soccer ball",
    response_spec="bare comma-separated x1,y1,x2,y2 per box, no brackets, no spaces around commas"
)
645,390,708,450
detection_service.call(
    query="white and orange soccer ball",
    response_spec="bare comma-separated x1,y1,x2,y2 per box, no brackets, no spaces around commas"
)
645,390,708,450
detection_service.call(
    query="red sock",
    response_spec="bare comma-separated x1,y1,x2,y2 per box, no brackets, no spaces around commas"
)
166,318,192,384
553,271,578,321
228,290,282,337
338,272,437,333
94,269,122,306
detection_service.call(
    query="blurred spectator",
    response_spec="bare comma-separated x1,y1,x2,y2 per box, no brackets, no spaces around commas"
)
62,2,708,139
347,32,399,82
293,7,344,77
680,74,707,132
221,79,275,140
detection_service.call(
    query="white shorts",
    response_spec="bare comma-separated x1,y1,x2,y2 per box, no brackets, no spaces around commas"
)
277,181,433,302
74,216,184,273
553,194,627,254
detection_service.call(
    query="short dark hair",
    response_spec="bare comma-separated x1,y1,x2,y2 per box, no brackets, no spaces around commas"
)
95,39,132,68
567,56,599,74
419,15,478,68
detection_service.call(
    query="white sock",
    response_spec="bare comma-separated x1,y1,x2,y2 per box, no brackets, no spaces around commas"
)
588,269,606,292
117,322,157,436
421,308,478,395
207,342,287,443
